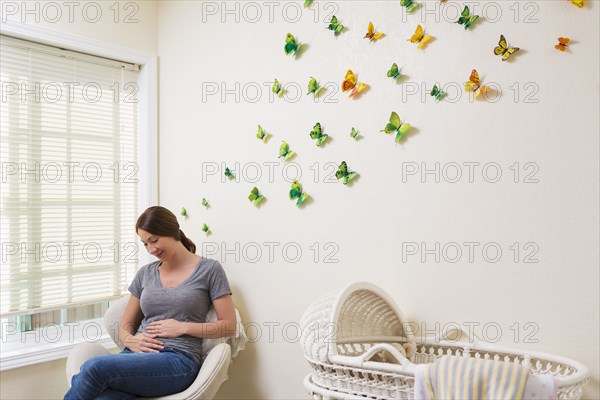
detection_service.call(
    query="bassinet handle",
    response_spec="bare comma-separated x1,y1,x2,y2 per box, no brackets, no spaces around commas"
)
328,343,415,375
434,327,483,348
360,343,411,368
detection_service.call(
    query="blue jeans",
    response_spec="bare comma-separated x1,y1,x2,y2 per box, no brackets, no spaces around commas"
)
64,347,201,400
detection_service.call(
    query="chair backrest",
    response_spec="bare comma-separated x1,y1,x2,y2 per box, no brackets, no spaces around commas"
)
104,295,130,350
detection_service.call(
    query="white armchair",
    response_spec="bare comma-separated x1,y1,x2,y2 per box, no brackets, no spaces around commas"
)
66,295,247,400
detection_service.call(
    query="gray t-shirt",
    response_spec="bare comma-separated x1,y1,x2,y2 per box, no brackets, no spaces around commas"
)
128,257,232,365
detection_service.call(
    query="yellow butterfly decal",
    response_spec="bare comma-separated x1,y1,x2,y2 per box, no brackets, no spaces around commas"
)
494,34,520,61
570,0,584,7
464,69,490,98
364,21,384,42
408,25,433,49
342,70,368,97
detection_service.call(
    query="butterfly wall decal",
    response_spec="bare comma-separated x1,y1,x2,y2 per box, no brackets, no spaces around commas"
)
457,6,479,30
570,0,584,7
381,111,411,143
364,21,384,42
494,34,519,61
289,180,308,206
555,37,570,51
279,141,296,161
256,125,270,142
431,84,446,101
284,33,301,57
336,161,358,185
309,122,328,146
400,0,420,13
272,79,283,97
349,127,359,140
201,198,209,208
224,167,235,180
464,69,489,98
248,187,265,206
408,25,433,49
327,15,344,36
342,69,367,97
307,77,324,97
202,223,211,235
180,207,188,217
387,63,402,81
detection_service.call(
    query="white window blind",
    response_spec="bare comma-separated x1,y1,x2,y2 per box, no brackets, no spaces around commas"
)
0,35,140,317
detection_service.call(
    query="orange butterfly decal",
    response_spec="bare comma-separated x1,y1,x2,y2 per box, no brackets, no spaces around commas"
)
464,69,489,98
364,21,384,42
342,70,368,97
555,37,570,51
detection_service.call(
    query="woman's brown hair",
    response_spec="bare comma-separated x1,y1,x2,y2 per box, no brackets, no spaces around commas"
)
135,206,196,253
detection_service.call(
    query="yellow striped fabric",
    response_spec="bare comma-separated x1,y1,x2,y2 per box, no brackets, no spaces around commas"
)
423,355,530,399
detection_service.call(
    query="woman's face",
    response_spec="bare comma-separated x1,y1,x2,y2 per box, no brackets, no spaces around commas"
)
137,228,175,260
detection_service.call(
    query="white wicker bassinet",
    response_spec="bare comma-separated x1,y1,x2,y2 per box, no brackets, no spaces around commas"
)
299,282,590,400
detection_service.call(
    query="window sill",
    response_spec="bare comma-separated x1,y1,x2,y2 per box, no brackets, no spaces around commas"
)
1,335,117,371
0,319,118,371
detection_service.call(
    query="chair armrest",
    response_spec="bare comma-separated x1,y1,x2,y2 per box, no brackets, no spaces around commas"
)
65,342,111,386
143,343,232,400
202,308,248,360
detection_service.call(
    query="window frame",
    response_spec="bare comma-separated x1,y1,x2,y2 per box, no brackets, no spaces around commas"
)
0,20,157,371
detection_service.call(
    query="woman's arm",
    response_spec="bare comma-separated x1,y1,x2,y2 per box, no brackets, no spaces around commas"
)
118,295,164,352
147,294,237,339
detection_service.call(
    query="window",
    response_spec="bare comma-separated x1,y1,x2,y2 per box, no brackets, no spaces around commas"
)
0,33,154,369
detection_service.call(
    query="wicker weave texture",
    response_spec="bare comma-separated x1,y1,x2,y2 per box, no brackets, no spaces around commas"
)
300,282,590,400
300,283,412,363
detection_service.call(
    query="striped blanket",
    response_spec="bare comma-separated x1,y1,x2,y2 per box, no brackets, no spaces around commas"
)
413,355,557,400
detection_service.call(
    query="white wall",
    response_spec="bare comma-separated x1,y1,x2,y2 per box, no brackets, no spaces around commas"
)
0,1,158,399
1,0,598,399
157,1,599,399
0,0,157,53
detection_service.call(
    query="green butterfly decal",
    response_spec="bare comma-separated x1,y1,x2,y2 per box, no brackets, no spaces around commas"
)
335,161,358,185
201,198,209,208
304,0,314,7
307,77,323,97
256,125,270,142
224,167,235,180
279,141,296,161
309,122,328,146
289,180,308,206
387,63,401,80
349,127,359,140
202,223,211,236
380,111,411,143
327,15,344,36
400,0,420,13
284,33,300,57
430,84,446,101
248,187,265,206
180,207,188,217
457,6,479,30
272,79,283,97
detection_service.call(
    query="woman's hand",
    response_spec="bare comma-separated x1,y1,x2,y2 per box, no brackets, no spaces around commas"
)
147,319,185,338
124,332,164,353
